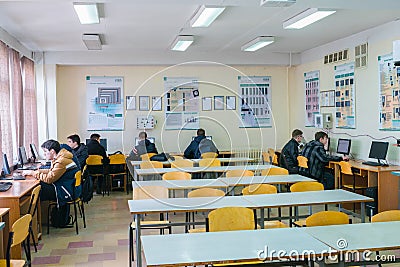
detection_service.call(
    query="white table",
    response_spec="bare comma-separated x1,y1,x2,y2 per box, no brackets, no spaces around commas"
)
130,157,256,167
141,227,332,267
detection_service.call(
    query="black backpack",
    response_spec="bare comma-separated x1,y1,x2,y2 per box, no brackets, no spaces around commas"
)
51,205,71,228
81,171,94,203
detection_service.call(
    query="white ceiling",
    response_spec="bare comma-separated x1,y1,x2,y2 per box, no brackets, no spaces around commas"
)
0,0,399,65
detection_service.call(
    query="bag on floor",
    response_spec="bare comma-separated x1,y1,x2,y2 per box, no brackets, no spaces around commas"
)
51,205,71,228
81,174,94,203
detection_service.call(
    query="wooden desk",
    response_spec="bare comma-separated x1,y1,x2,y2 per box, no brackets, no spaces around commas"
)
0,208,10,259
329,160,400,212
0,179,39,258
130,157,256,167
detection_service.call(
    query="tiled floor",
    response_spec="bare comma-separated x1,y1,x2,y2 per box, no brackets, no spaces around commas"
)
30,191,399,267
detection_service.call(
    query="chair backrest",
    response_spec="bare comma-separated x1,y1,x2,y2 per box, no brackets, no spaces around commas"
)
242,184,277,195
371,210,400,222
109,154,126,164
201,152,218,158
268,148,278,165
297,156,308,168
290,181,324,192
10,214,32,248
162,171,191,181
225,170,254,178
140,161,163,169
339,161,353,175
75,171,82,187
261,167,289,176
140,153,157,161
305,211,349,227
262,151,269,163
171,159,193,168
198,158,221,167
172,156,184,161
187,188,225,198
86,155,103,165
133,185,168,200
28,185,41,216
208,207,255,232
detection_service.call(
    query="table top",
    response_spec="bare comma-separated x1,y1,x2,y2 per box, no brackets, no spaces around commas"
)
131,157,256,166
0,179,39,199
141,227,332,266
135,164,276,176
330,160,400,172
243,189,373,208
218,174,315,186
306,221,400,251
132,179,228,190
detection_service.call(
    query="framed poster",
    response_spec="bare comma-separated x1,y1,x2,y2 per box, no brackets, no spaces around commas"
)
139,96,150,111
226,96,236,110
126,96,136,110
202,97,212,111
214,96,224,110
152,96,162,111
320,90,335,107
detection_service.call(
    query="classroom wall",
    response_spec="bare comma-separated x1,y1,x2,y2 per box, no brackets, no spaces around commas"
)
56,64,292,153
289,21,400,164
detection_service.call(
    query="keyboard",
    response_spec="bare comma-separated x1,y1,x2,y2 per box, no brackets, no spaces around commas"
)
12,175,25,180
17,166,37,170
362,161,383,166
0,182,12,192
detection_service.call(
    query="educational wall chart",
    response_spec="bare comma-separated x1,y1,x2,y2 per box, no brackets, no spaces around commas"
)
87,76,124,131
163,77,200,130
304,71,320,127
334,62,356,129
378,53,400,130
238,76,271,128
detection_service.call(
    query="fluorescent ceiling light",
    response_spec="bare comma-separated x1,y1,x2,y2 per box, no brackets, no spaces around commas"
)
241,36,275,52
82,34,102,50
190,5,225,27
283,8,336,29
171,35,194,51
73,3,99,24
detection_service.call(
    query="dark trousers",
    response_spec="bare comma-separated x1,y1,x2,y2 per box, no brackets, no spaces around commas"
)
39,181,56,201
321,170,335,190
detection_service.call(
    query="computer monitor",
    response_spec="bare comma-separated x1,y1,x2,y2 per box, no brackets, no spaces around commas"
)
2,153,11,175
30,143,39,162
135,137,155,146
18,146,29,166
336,138,351,155
368,141,389,164
86,138,108,151
191,136,212,141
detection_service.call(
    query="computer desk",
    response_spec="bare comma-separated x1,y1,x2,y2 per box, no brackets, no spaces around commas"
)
329,160,400,212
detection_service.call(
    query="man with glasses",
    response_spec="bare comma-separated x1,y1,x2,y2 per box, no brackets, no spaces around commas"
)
279,129,304,174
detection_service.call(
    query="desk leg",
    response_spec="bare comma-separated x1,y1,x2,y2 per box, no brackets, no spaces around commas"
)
277,184,282,193
135,214,142,267
231,187,234,196
360,202,365,223
260,209,264,229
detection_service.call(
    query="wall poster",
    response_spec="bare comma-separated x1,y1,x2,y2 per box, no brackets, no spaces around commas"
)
334,62,356,129
304,70,320,127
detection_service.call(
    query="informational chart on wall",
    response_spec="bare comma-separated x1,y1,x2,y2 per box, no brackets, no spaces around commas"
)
163,77,200,130
304,70,320,127
334,62,356,129
87,76,124,131
378,53,400,130
238,76,271,128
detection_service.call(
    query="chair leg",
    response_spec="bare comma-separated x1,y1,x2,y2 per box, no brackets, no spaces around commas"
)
73,202,79,235
129,225,134,265
47,203,53,234
81,201,87,228
29,225,37,252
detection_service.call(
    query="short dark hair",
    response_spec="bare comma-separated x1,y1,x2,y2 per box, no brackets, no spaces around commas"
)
292,129,303,138
67,134,80,144
139,131,147,139
197,128,205,136
41,139,61,154
315,131,328,141
90,133,100,140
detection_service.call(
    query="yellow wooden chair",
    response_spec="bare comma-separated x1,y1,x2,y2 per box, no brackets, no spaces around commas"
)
0,214,32,267
140,153,157,161
226,170,254,177
24,185,41,252
290,181,325,227
297,155,308,168
198,158,221,167
268,148,279,165
371,210,400,222
305,211,349,227
108,154,127,193
139,161,163,169
261,167,289,176
170,159,193,169
162,171,191,181
129,186,171,264
85,155,106,195
201,152,218,158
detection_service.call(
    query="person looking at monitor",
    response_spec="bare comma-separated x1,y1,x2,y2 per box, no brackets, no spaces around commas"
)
279,129,303,174
184,128,219,159
300,131,348,189
130,131,158,158
67,134,88,170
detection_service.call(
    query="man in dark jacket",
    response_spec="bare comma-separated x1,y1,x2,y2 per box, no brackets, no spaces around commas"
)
86,133,109,194
279,129,303,174
184,129,218,159
130,131,158,158
300,131,348,189
67,134,88,170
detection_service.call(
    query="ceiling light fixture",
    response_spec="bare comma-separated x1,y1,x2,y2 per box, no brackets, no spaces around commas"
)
73,2,100,24
283,8,336,29
241,36,275,52
82,34,102,50
171,35,194,51
190,5,225,27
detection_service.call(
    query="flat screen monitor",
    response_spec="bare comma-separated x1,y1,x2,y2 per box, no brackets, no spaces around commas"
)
86,138,108,151
368,141,389,161
135,137,155,146
336,138,351,155
18,146,29,165
192,136,212,141
2,153,11,175
30,143,39,160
